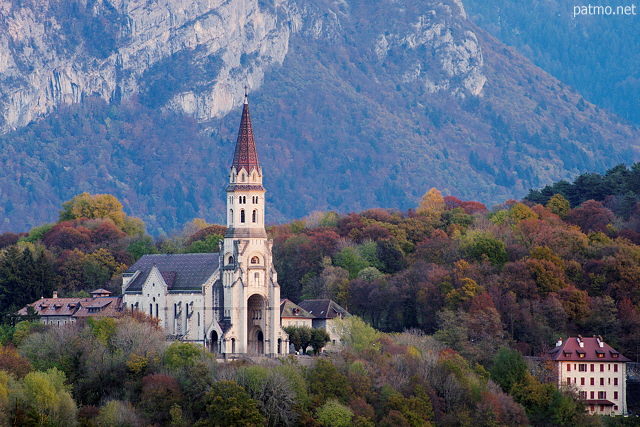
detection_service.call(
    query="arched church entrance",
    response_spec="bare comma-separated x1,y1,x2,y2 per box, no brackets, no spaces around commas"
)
210,331,218,354
256,330,264,354
247,294,266,354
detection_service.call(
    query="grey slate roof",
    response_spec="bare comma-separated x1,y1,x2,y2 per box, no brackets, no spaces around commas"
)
124,253,219,293
280,299,315,319
297,299,350,320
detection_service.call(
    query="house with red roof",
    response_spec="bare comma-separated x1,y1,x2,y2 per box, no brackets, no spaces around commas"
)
548,335,630,415
17,289,123,326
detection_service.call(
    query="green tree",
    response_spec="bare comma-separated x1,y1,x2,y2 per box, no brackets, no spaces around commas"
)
334,247,369,279
198,380,265,427
284,325,313,353
490,347,527,393
127,235,158,260
462,232,508,266
546,194,571,218
310,328,331,354
316,399,354,427
164,342,207,370
20,368,78,426
307,360,352,404
0,246,55,316
187,233,223,253
332,316,380,352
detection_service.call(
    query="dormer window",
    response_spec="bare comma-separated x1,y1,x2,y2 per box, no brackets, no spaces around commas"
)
251,256,259,264
228,256,234,265
241,173,245,182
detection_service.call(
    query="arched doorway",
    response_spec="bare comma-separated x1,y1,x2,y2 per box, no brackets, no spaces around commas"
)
256,330,264,354
247,294,266,354
210,331,218,354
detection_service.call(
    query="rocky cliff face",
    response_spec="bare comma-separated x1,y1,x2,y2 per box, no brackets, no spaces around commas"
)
1,0,638,234
0,0,485,131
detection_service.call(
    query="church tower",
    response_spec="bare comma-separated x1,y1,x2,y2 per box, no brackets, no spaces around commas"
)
219,91,287,355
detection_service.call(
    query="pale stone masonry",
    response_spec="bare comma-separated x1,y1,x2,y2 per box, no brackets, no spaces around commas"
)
122,94,289,356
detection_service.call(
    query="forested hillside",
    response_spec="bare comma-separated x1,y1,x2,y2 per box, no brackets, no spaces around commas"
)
2,166,640,423
464,0,640,124
1,0,639,235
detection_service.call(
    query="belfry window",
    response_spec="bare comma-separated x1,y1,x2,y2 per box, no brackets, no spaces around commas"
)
228,256,234,265
229,209,233,224
240,210,245,223
251,256,259,264
252,209,257,223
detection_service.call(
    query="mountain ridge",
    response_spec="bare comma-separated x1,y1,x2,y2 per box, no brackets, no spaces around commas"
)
0,0,638,234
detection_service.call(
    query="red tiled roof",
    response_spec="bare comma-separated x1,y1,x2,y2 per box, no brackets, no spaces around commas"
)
231,96,260,174
548,336,631,362
18,295,123,319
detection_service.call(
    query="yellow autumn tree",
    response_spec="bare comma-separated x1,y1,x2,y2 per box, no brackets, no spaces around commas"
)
417,187,445,214
59,193,144,236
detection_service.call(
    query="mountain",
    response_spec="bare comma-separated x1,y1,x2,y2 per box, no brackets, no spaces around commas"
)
0,0,638,234
463,0,640,124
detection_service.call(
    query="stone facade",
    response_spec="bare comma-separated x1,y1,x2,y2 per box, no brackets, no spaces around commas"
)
122,95,288,356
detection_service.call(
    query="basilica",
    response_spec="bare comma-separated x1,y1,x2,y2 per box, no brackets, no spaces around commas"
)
121,93,289,356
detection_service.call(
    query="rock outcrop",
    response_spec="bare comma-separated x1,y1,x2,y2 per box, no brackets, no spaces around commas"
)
0,0,485,131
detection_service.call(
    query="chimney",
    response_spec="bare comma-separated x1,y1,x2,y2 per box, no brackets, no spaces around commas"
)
577,336,584,347
53,291,58,299
556,337,563,347
597,335,604,347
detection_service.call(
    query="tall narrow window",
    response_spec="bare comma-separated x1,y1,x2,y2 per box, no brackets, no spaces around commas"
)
252,209,257,223
240,210,245,223
229,209,234,224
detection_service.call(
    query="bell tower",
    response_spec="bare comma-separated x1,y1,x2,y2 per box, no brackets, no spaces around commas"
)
219,89,286,356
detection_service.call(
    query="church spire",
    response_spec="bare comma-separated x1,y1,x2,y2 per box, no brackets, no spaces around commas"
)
231,88,260,174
